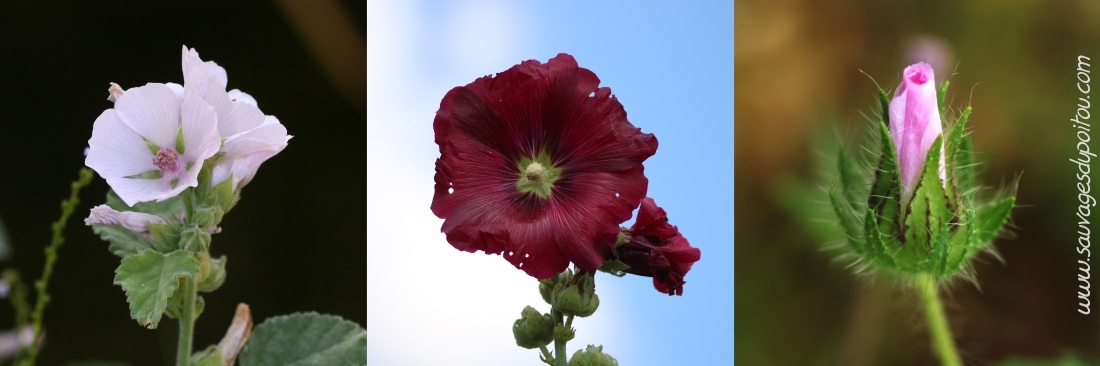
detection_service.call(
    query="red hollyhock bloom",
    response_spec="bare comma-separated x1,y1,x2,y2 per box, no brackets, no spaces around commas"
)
614,197,701,296
431,53,658,279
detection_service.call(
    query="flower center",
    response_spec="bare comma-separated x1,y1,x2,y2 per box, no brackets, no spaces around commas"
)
153,148,182,175
525,162,548,182
515,153,561,199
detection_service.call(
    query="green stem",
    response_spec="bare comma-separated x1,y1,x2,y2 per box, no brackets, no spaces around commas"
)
917,273,962,366
552,309,567,366
176,276,198,366
22,168,93,365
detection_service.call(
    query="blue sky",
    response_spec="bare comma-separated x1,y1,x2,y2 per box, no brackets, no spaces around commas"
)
367,1,732,364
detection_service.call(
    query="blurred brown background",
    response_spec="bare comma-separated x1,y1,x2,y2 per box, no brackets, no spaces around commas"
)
736,0,1100,365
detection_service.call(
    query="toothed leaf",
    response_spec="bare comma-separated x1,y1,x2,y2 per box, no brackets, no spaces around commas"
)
114,250,199,329
973,197,1014,248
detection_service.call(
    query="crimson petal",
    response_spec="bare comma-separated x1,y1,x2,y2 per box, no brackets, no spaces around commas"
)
432,53,658,279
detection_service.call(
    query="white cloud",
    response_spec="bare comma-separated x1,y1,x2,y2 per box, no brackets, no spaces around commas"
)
367,1,630,364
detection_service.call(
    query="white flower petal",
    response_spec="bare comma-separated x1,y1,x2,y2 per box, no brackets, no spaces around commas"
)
213,116,290,187
165,82,185,104
205,61,229,88
85,205,167,238
181,47,264,138
114,83,181,149
180,93,222,163
85,109,157,179
227,89,257,107
105,176,181,206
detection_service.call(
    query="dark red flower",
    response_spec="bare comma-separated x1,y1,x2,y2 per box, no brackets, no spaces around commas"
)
431,53,658,279
614,197,701,296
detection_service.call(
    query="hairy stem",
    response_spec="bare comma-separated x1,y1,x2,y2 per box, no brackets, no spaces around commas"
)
22,168,93,365
552,309,567,366
917,273,962,366
176,276,198,366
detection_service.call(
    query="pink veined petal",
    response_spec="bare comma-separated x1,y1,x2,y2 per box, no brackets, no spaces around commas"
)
204,61,228,88
114,83,182,149
85,109,157,179
181,47,264,137
227,89,258,107
180,93,222,164
213,117,290,187
105,176,180,207
165,83,185,104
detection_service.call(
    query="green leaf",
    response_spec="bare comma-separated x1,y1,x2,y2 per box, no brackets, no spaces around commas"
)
830,191,863,255
92,225,156,258
165,283,205,320
973,197,1015,249
61,362,132,366
901,137,948,273
945,106,971,209
114,250,200,329
239,313,366,366
106,190,186,220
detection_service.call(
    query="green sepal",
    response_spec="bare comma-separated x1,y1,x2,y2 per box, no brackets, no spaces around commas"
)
837,148,863,211
878,89,891,126
198,255,227,292
868,121,901,238
929,226,952,274
597,259,630,277
190,345,223,366
938,80,950,115
945,106,972,209
831,191,864,255
114,250,200,329
863,210,896,269
973,197,1015,249
945,208,977,274
900,137,948,273
955,138,977,201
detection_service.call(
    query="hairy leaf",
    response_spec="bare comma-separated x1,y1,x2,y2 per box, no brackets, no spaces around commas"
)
239,313,366,366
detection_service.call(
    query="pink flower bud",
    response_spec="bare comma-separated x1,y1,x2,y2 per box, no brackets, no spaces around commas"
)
889,62,945,201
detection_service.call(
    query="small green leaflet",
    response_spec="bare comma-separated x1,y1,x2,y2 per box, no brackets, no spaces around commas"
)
114,250,199,329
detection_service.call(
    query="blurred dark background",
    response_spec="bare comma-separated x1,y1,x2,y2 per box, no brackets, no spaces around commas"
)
736,0,1100,365
0,1,364,365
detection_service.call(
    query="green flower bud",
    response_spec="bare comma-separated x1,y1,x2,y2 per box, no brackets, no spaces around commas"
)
568,345,618,366
553,323,575,343
829,80,1016,278
512,306,554,349
551,271,599,318
179,225,212,252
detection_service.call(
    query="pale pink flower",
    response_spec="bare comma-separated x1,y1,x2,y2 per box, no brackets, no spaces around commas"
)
85,84,222,206
177,46,290,189
84,205,168,239
889,62,945,202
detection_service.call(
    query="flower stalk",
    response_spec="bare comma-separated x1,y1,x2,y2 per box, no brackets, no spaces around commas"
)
20,168,93,366
176,276,198,366
551,308,567,366
917,274,962,366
